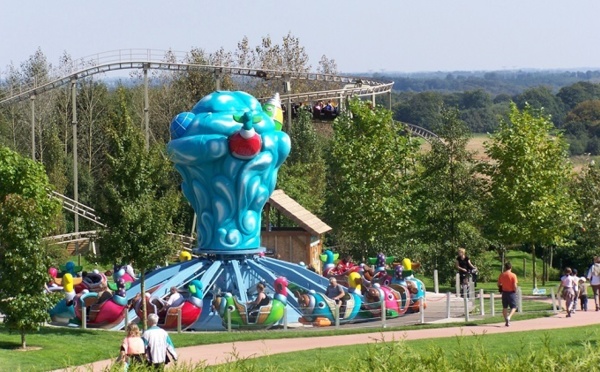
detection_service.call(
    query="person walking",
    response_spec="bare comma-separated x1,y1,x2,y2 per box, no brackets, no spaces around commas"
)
456,248,477,296
497,262,518,327
143,313,178,370
117,323,146,370
578,277,589,312
571,269,579,313
586,256,600,311
558,267,577,317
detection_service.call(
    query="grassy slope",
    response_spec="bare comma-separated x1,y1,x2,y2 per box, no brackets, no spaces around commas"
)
238,324,600,371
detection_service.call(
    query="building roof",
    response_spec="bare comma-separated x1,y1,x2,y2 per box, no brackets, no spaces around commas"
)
268,189,332,236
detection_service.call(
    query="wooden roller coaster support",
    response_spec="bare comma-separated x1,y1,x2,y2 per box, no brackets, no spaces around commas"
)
143,64,150,151
71,76,79,234
30,94,36,160
283,74,292,133
214,68,224,91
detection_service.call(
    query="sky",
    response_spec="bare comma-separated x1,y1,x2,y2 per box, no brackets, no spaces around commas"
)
2,0,600,75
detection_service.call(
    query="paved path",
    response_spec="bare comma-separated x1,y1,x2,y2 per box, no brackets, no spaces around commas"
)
56,310,600,371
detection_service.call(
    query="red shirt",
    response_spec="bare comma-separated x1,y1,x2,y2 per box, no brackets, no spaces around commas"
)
498,270,518,292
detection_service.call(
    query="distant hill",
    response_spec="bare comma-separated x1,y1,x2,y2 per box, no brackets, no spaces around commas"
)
360,70,600,96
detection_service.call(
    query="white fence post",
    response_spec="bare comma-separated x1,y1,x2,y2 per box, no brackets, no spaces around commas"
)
433,270,439,294
456,273,460,297
381,300,387,328
227,307,232,332
446,292,451,318
479,289,485,316
490,292,495,317
177,308,182,333
464,293,470,322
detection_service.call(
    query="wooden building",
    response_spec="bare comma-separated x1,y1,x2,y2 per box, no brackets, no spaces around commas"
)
261,189,332,273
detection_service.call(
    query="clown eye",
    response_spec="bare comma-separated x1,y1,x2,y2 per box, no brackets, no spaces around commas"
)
387,294,394,301
317,302,326,309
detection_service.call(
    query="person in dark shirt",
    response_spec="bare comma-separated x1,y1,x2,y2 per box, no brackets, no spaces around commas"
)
456,247,477,287
247,283,270,322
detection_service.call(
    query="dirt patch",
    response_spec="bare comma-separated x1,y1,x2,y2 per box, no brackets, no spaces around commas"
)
466,136,490,161
14,346,43,351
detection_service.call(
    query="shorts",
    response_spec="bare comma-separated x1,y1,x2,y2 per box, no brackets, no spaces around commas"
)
501,291,517,309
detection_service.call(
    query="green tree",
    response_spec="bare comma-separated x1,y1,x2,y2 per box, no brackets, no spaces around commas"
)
558,161,600,271
484,103,577,287
0,146,61,348
393,91,444,130
277,109,327,215
557,81,600,110
514,86,566,126
325,98,421,259
413,107,488,282
95,88,180,329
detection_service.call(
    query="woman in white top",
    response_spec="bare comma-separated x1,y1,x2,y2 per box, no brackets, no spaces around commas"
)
587,256,600,311
558,267,577,317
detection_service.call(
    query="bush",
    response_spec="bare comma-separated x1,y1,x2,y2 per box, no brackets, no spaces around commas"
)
45,243,71,267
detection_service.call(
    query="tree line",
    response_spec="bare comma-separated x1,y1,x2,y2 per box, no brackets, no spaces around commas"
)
3,36,600,344
389,81,600,156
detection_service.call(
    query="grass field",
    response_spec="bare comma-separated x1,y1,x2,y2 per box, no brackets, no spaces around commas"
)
228,324,600,372
0,313,551,371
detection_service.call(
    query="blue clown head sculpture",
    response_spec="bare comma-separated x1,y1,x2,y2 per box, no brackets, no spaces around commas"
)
167,91,291,252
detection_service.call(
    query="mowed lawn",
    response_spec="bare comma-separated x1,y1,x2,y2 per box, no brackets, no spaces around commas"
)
220,324,600,371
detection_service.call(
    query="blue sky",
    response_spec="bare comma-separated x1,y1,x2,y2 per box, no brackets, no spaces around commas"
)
2,0,599,74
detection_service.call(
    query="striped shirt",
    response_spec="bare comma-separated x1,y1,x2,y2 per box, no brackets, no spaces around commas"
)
142,326,177,364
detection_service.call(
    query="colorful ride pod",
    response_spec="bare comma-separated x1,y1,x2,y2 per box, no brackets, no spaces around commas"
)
360,283,406,318
295,287,362,327
212,277,288,329
73,290,127,328
134,280,204,331
76,271,107,293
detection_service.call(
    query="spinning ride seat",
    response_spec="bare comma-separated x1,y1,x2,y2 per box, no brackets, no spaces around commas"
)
74,291,127,328
296,289,362,327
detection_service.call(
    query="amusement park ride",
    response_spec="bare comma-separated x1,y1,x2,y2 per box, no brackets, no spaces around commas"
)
1,49,433,331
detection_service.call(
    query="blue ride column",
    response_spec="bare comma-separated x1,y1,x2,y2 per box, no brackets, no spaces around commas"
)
167,91,290,254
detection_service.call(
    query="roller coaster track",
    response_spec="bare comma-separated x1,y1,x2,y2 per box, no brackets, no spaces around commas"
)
0,48,434,141
402,123,439,142
45,190,196,250
0,49,391,106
